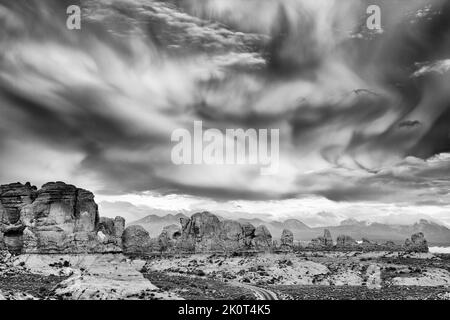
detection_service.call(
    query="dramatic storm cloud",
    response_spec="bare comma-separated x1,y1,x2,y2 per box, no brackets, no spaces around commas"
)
0,0,449,224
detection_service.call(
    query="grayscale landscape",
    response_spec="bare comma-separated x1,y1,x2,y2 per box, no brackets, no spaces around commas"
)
1,182,450,300
1,0,450,301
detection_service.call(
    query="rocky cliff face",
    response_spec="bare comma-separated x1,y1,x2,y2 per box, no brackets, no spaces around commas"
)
0,182,124,254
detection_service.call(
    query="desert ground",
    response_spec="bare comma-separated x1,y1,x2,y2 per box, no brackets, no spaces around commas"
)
1,250,450,300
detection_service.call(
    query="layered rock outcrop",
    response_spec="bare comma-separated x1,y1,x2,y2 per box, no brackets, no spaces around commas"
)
0,183,34,253
163,211,274,254
0,182,124,254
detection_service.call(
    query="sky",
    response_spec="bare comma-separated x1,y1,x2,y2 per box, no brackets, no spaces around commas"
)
0,0,449,226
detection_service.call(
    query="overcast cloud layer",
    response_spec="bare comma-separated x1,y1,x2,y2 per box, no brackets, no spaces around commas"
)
0,0,449,224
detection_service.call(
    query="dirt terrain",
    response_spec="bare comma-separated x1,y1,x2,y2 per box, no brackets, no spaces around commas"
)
0,272,66,300
143,271,255,300
1,251,449,300
0,253,181,300
271,285,450,300
143,251,450,300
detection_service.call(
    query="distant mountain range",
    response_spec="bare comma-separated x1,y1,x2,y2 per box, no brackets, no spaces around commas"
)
128,213,189,237
128,212,450,246
318,219,450,246
240,218,450,246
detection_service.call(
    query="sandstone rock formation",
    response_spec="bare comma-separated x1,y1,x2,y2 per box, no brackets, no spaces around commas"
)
404,232,428,252
98,216,125,247
241,222,256,247
156,224,181,252
122,225,151,256
161,224,181,240
0,182,124,254
169,211,273,253
280,229,294,250
176,211,222,252
219,220,248,251
0,183,34,253
253,225,272,250
336,235,357,248
181,211,221,238
323,229,333,244
309,229,333,249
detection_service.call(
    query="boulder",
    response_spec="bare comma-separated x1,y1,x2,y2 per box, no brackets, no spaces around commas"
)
122,225,151,256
